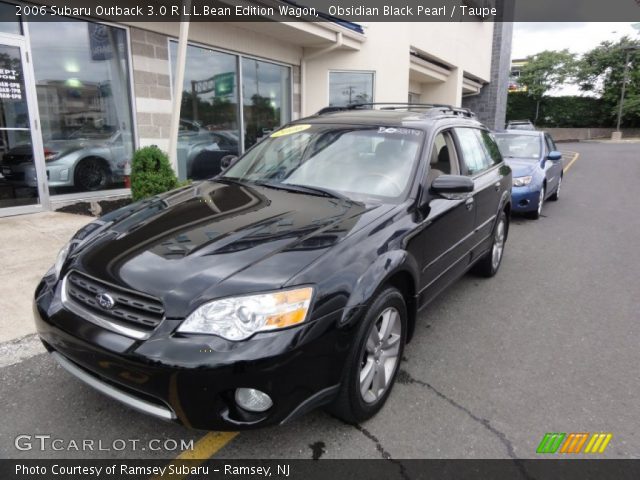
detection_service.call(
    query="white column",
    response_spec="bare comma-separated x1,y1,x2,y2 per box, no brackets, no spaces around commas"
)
167,0,191,175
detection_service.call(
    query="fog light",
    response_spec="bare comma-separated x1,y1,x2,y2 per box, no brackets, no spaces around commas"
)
60,168,69,181
235,388,273,412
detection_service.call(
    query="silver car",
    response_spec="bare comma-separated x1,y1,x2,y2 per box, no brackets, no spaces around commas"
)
1,126,130,191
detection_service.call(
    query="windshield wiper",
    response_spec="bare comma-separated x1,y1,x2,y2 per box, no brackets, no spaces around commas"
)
254,181,353,202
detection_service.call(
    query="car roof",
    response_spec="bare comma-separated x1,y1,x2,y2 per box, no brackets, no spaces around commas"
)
294,107,484,130
495,129,542,136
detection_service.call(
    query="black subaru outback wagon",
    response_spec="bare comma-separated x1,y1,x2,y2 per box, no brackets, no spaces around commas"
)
34,104,511,430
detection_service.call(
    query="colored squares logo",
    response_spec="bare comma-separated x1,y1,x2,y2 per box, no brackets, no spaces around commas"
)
537,433,612,454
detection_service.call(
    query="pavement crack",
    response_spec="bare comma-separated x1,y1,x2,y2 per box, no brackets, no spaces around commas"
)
334,418,411,480
397,369,536,480
397,369,516,458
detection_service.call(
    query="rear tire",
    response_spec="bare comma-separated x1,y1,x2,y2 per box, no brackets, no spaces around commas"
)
329,287,407,423
472,210,508,278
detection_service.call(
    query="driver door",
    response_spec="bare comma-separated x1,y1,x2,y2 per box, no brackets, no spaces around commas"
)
416,129,476,306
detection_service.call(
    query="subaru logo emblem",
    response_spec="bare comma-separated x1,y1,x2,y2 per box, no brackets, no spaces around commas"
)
96,293,115,310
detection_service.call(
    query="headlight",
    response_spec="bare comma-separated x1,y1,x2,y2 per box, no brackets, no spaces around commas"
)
512,176,532,187
49,241,71,280
177,287,314,341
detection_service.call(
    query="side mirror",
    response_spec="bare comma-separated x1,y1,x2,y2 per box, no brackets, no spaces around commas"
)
430,175,475,196
547,151,562,161
220,155,238,171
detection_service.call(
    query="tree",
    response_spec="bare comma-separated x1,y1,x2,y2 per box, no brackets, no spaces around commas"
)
576,37,640,127
517,50,577,124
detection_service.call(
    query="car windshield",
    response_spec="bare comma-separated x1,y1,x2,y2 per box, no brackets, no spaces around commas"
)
221,124,424,202
495,134,541,159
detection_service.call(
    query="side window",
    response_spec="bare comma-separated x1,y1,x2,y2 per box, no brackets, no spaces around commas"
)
429,132,452,175
545,135,556,152
455,128,491,176
426,130,459,186
477,130,502,167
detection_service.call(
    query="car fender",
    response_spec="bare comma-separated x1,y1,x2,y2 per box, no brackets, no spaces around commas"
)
339,249,419,327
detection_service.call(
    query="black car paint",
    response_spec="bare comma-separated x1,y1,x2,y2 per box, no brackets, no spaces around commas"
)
34,111,512,430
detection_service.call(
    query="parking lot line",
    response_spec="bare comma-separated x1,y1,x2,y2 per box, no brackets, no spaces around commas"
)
563,151,580,172
151,432,238,480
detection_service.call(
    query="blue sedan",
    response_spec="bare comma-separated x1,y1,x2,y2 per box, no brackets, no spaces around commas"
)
494,130,564,219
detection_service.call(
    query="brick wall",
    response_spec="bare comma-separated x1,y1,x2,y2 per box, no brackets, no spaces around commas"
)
130,28,173,152
462,18,513,130
129,27,300,150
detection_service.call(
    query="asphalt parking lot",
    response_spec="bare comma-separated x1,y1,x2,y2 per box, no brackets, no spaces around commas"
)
1,141,639,462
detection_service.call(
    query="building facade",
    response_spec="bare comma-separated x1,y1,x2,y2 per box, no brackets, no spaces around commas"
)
0,2,510,217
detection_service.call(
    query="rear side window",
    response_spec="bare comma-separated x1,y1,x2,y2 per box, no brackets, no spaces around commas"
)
454,128,493,175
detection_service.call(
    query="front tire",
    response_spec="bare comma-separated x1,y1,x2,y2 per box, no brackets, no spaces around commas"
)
74,157,109,191
330,287,407,423
549,174,562,201
472,210,508,277
526,184,545,219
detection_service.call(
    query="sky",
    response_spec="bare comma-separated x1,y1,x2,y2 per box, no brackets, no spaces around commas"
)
512,22,640,95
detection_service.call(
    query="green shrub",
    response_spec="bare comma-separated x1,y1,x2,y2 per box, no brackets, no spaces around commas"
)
130,146,178,201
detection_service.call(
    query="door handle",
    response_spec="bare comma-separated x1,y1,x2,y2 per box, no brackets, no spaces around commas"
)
494,181,501,191
465,197,474,210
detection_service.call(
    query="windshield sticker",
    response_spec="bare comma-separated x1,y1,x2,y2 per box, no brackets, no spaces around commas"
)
271,124,311,138
378,127,421,136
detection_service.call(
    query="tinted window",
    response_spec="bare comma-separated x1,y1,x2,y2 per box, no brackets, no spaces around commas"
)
455,128,491,175
478,130,502,166
429,132,453,175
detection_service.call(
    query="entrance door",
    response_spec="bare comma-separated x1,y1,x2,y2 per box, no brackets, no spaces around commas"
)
0,34,47,216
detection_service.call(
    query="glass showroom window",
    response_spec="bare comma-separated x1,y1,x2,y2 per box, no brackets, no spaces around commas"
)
170,42,240,180
29,20,134,194
329,71,374,107
241,58,290,149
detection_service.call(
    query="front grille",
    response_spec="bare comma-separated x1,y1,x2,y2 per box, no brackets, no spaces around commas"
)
65,271,164,331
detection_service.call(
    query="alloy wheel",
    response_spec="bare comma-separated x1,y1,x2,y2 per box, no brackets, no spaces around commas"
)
537,186,545,216
491,217,506,271
359,307,402,404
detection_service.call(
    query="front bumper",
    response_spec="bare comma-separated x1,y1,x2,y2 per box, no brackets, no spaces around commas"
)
34,278,351,430
511,185,541,212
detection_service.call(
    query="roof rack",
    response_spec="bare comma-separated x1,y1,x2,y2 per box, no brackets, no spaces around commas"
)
315,102,475,118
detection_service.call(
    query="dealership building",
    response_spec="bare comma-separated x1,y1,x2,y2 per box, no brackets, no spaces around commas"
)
0,1,511,216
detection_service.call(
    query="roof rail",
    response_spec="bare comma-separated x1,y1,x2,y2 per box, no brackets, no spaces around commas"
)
315,102,475,118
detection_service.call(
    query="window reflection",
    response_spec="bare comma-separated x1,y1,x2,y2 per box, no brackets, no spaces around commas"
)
242,58,290,149
170,42,240,181
29,20,134,193
329,71,374,106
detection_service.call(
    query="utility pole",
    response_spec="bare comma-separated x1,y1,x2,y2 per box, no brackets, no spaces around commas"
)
612,45,638,140
615,49,632,132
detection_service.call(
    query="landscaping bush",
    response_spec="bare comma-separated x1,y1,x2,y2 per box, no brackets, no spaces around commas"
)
130,146,178,201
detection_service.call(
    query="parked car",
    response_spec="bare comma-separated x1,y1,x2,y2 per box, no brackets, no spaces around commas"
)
506,120,535,130
1,125,129,191
494,130,563,219
178,122,239,180
34,104,512,430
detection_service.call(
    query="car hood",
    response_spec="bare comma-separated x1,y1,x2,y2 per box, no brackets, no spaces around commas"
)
504,158,538,177
70,181,390,317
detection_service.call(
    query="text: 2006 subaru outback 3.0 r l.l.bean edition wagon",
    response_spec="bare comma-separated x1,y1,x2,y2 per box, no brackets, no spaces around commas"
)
34,104,512,430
